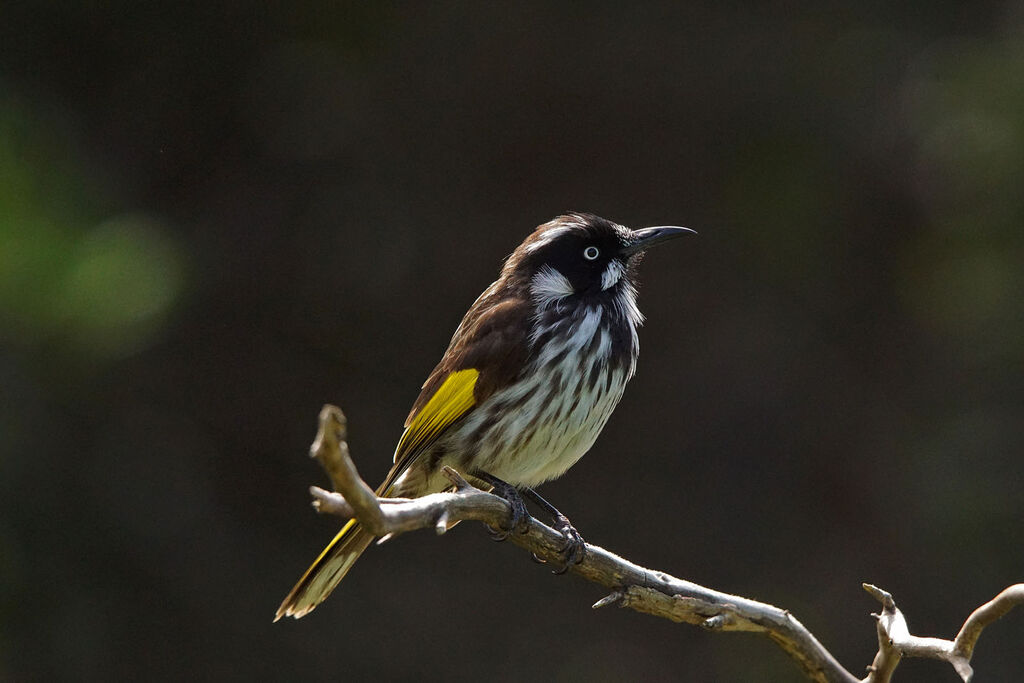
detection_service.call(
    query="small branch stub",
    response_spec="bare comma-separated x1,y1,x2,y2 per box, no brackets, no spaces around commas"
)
592,592,623,609
435,511,451,535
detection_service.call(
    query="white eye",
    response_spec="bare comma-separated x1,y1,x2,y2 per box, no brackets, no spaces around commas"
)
583,246,600,261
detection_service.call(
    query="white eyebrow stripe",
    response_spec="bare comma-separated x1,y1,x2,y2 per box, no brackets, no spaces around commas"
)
524,226,573,253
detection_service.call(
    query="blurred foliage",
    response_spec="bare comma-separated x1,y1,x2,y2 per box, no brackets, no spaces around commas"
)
1,2,1022,681
0,95,184,360
900,30,1024,361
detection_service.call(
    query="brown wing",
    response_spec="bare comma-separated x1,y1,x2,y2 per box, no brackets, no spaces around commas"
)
407,291,531,424
384,288,531,485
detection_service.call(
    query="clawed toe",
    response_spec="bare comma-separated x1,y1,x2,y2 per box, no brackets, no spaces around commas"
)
475,475,588,571
478,472,532,540
550,514,586,574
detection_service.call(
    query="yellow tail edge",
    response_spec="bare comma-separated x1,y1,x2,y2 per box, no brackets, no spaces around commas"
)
275,517,374,621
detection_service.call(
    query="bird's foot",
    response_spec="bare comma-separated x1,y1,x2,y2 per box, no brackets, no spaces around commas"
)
477,472,532,540
522,487,587,574
549,512,586,574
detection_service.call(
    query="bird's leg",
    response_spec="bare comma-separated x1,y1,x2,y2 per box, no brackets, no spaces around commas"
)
522,487,586,573
475,471,531,539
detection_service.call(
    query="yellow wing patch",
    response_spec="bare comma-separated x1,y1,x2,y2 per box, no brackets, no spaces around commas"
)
393,368,478,466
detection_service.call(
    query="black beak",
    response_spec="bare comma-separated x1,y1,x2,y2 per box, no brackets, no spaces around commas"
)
622,225,697,256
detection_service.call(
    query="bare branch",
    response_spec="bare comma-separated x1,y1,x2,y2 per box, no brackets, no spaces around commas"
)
954,584,1024,661
298,404,1022,682
308,405,351,494
863,583,1024,683
309,405,389,535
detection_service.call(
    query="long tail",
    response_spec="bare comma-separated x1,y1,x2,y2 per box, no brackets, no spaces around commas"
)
274,518,375,620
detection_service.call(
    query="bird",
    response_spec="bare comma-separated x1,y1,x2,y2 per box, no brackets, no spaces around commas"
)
276,212,693,620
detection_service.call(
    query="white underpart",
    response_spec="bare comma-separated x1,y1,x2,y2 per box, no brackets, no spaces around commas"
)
594,327,612,360
617,279,644,359
601,259,626,290
534,305,601,364
571,305,602,345
447,301,635,488
471,352,627,487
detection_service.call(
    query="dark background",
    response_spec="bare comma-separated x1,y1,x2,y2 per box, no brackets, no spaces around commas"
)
2,3,1022,681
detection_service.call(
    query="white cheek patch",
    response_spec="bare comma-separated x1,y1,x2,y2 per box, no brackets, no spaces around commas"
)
601,259,626,290
530,265,575,307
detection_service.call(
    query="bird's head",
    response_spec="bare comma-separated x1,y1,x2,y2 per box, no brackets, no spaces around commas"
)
502,213,694,306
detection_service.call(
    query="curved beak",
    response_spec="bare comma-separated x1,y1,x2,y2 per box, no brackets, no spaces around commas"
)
622,225,697,256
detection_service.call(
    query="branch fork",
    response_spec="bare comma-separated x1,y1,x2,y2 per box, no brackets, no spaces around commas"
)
863,583,1024,682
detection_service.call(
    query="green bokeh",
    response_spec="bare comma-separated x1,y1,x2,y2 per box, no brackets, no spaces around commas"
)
0,96,184,359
